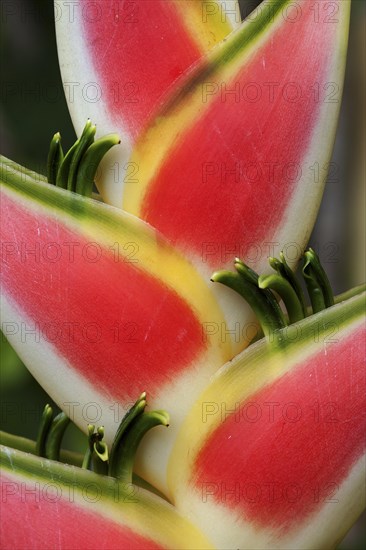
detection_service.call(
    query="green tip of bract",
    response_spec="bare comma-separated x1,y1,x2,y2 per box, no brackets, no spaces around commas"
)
257,274,271,289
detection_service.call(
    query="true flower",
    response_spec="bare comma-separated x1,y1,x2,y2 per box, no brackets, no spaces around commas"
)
1,1,364,549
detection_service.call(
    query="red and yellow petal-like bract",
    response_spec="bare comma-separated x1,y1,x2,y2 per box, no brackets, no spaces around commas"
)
123,0,351,277
55,0,240,205
168,291,366,549
0,158,233,494
0,446,213,549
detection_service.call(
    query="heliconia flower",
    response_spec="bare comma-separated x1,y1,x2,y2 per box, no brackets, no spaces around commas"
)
57,0,351,281
0,0,353,501
53,0,352,364
168,291,366,549
55,0,241,206
0,157,235,494
1,0,363,546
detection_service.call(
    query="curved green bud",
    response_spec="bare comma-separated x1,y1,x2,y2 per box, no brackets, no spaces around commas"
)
75,133,120,197
56,140,78,189
211,269,286,341
45,412,70,461
47,132,64,185
55,120,95,190
270,252,307,317
258,273,304,324
112,410,170,484
303,248,334,313
35,404,53,457
234,260,286,326
67,120,96,192
108,392,146,475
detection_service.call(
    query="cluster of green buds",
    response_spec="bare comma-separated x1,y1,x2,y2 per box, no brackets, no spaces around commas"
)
33,393,169,488
47,120,120,197
212,248,334,340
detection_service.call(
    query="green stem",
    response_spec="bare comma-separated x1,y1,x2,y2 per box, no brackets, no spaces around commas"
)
334,283,366,303
81,447,93,470
0,431,83,466
258,273,304,324
1,431,36,454
82,424,95,470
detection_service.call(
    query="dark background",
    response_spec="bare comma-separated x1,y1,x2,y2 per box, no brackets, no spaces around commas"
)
1,1,365,546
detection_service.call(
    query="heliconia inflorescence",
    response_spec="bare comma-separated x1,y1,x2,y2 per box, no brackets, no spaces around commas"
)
55,0,352,349
57,0,351,278
0,0,364,548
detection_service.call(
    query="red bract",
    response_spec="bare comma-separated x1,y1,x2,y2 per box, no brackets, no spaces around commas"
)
123,0,351,277
0,159,232,493
56,0,240,205
0,446,213,549
168,292,366,548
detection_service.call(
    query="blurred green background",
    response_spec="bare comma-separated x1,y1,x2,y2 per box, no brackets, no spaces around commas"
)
1,0,365,547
